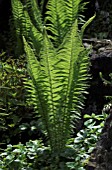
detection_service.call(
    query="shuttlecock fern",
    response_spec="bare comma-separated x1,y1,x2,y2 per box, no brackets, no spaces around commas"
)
23,23,90,153
11,0,95,154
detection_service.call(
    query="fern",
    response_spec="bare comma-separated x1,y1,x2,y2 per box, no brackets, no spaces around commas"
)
11,0,43,56
11,0,94,154
45,0,66,46
81,14,96,38
46,0,86,47
57,21,89,135
23,22,90,153
11,0,86,51
65,0,81,25
25,0,43,32
11,0,24,54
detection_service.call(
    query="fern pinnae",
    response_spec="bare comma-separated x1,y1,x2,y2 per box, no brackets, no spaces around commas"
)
65,23,82,137
11,0,25,54
57,20,89,140
11,0,23,34
65,0,81,29
25,0,43,32
46,0,66,46
23,37,53,144
40,30,62,150
22,10,32,39
40,0,46,15
53,21,78,143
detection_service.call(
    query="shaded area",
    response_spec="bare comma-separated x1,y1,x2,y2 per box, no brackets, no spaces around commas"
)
86,106,112,170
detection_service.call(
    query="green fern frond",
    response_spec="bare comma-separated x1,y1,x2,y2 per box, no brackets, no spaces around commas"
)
81,14,96,38
23,29,62,151
22,9,43,57
11,0,24,54
40,29,71,151
21,10,32,39
46,0,66,46
11,0,23,35
56,20,89,141
25,0,43,32
46,0,84,46
23,37,53,147
23,77,37,106
29,26,43,58
65,0,81,25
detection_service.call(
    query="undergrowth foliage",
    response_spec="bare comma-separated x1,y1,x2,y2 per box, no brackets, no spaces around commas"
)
11,0,95,155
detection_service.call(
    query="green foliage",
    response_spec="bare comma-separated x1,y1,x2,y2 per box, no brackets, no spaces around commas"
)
0,56,24,143
45,0,81,46
23,22,89,154
0,113,107,170
0,139,77,170
11,0,95,155
0,140,48,170
11,0,25,54
25,0,43,32
0,54,40,147
11,0,94,54
72,113,107,169
11,0,43,56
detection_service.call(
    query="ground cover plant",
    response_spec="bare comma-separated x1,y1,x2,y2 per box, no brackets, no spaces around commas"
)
0,112,107,169
0,0,96,169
